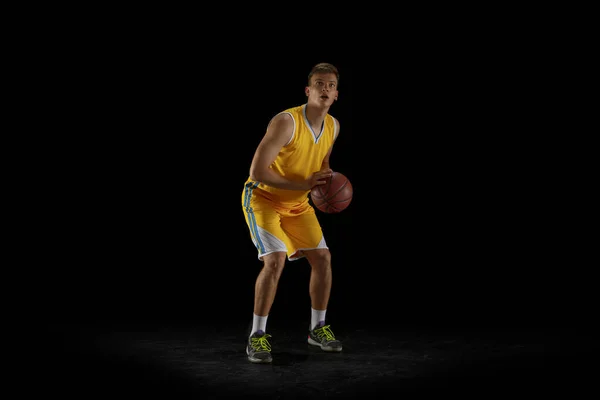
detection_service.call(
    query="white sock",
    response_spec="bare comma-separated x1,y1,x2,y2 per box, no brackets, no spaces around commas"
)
311,308,327,330
251,313,268,336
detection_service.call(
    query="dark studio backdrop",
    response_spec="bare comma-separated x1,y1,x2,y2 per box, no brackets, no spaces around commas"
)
35,31,590,335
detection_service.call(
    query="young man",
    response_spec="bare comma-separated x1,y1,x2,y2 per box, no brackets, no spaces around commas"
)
241,63,344,363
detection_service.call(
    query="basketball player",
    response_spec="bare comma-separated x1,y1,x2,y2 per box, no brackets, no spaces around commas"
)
241,63,344,363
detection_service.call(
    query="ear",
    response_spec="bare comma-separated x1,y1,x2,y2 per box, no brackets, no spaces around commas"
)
305,87,310,97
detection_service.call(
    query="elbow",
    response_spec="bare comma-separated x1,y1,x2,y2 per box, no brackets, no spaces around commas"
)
249,166,263,182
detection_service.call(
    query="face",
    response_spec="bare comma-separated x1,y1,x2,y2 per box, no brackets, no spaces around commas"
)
305,72,338,107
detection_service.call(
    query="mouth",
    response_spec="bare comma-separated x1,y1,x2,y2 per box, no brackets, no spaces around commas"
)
320,95,329,100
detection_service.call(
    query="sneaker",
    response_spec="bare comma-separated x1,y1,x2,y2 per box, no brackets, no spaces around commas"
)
246,330,273,363
308,322,342,352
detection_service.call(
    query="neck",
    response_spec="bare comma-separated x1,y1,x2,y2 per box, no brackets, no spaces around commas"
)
305,103,328,126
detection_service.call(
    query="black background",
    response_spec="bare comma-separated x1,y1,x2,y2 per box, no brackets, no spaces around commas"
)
29,28,591,335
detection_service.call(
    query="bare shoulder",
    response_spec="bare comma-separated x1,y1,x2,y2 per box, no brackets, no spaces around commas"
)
268,111,294,130
332,116,341,139
332,116,341,129
265,111,295,143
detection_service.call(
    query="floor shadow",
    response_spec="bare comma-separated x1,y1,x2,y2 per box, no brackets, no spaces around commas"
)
41,320,598,398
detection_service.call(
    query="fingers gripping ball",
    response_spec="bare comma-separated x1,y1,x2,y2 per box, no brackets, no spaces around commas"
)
310,171,353,213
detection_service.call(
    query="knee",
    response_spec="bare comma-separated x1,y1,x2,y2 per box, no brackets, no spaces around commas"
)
308,249,331,270
262,253,287,275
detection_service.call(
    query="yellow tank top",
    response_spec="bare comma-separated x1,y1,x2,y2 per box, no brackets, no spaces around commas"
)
245,104,338,205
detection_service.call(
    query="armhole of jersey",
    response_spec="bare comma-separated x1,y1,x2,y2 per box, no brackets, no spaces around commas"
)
268,111,295,146
281,111,295,146
332,116,339,141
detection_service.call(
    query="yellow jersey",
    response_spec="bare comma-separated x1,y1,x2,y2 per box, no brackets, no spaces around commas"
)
245,104,338,205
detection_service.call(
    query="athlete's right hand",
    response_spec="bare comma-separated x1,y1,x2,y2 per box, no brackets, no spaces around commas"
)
308,169,333,188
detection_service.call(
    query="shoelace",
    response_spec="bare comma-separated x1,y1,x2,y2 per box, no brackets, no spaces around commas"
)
314,325,336,341
250,334,272,351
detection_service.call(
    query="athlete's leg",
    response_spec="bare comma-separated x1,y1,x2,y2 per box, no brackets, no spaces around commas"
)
303,248,332,317
253,251,287,318
304,248,342,352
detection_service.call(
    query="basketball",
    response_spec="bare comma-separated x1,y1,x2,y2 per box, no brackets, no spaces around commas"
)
310,171,353,213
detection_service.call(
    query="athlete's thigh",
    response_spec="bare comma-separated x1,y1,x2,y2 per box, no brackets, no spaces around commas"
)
280,209,324,249
242,191,288,257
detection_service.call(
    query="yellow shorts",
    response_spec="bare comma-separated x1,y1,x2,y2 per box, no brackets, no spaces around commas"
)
242,182,328,261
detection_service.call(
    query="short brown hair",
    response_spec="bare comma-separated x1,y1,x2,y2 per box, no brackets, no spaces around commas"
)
307,62,339,87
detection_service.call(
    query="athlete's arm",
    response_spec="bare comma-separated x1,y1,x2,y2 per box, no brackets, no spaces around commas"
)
249,113,331,190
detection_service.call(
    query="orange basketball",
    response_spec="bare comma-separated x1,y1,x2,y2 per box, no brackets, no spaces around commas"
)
310,171,353,213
